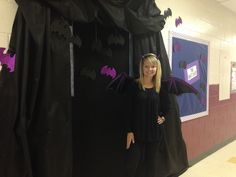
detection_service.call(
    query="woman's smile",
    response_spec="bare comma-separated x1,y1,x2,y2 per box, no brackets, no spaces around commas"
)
143,61,157,78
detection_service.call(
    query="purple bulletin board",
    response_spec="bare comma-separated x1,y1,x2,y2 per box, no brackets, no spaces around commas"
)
168,32,209,122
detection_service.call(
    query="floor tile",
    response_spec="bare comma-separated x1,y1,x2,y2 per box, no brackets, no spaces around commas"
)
180,140,236,177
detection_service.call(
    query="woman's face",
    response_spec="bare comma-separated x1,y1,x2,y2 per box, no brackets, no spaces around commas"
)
142,59,157,78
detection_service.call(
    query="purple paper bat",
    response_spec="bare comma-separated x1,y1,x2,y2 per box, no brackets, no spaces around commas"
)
175,16,182,27
100,65,117,79
200,54,208,62
0,47,15,72
173,42,181,52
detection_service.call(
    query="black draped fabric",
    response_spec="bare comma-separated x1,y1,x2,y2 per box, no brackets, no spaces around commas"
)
0,0,188,177
4,2,72,177
72,23,130,177
0,67,20,177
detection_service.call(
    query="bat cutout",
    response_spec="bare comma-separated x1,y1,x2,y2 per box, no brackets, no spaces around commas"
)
51,19,82,47
107,72,199,96
107,33,125,46
200,54,208,62
200,82,206,92
51,19,71,39
175,16,183,27
80,67,96,80
100,65,117,79
71,35,82,47
179,60,187,69
0,48,16,72
163,8,172,19
173,42,181,52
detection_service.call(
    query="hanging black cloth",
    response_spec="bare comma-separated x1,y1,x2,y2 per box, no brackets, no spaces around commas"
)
1,0,188,177
4,2,73,177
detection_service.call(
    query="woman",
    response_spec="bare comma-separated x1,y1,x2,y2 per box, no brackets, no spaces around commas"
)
125,53,169,177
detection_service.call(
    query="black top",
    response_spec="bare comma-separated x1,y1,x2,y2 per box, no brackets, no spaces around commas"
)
126,81,170,142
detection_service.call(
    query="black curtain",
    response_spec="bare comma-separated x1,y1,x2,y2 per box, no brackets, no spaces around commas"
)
72,22,130,177
0,0,188,177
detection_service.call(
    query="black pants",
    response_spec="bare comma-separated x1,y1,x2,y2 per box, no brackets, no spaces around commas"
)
125,141,159,177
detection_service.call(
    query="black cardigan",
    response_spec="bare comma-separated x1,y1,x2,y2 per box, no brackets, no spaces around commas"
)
126,81,170,142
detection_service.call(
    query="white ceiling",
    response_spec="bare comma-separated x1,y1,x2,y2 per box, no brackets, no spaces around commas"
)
215,0,236,14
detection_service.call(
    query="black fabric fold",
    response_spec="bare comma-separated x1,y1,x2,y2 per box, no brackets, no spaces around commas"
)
6,2,73,177
0,0,188,177
19,0,165,34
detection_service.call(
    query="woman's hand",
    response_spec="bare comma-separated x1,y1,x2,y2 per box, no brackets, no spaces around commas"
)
126,132,135,149
157,116,165,124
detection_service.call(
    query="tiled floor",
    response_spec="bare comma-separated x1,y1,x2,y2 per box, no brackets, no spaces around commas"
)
180,140,236,177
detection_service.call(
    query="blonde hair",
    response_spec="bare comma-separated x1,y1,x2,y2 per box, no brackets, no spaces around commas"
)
138,53,162,93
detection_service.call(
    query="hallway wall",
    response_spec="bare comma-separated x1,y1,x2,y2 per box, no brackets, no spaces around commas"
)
157,0,236,161
0,0,17,49
182,85,236,161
